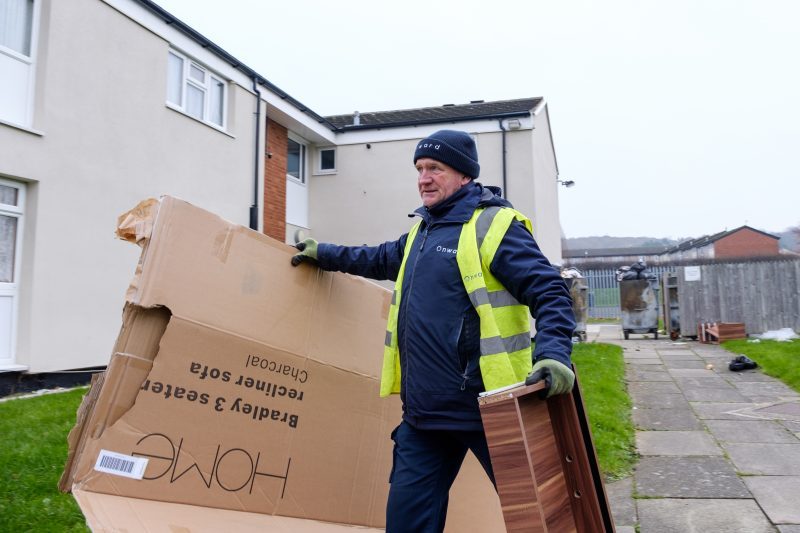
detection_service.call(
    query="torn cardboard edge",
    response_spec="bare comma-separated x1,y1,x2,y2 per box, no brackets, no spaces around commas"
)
60,304,171,491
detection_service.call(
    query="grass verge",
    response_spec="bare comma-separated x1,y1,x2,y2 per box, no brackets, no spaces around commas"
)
0,388,89,532
722,338,800,393
572,342,636,480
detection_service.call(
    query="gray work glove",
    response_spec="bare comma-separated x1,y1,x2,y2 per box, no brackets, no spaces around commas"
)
291,238,319,267
525,359,575,398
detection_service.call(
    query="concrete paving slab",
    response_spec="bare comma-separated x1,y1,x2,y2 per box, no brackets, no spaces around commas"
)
674,376,732,389
635,456,750,498
626,368,672,381
624,352,660,359
630,391,691,409
633,408,704,430
778,526,800,533
628,381,681,394
668,368,718,377
725,370,779,382
782,420,800,438
637,498,774,533
724,443,800,474
743,476,800,524
733,382,800,400
657,351,700,359
615,527,635,533
626,358,667,366
705,420,798,443
682,387,750,402
605,476,637,527
637,430,721,456
691,402,758,420
663,359,708,369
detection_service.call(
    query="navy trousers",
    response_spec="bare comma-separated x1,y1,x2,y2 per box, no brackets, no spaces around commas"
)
386,421,496,533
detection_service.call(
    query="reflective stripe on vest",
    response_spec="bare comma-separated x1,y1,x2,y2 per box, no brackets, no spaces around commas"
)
380,207,534,397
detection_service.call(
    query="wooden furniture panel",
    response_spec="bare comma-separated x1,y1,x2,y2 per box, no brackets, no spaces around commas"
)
479,376,614,533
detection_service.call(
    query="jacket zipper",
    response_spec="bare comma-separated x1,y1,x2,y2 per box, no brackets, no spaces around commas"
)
400,223,429,414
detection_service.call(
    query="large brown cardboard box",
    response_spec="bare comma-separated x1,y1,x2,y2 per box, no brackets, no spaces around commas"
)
61,197,504,531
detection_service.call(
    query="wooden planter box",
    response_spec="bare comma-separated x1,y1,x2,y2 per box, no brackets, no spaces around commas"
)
478,375,614,533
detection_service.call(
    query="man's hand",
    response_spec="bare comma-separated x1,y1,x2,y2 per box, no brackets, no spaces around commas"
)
525,359,575,398
291,238,319,267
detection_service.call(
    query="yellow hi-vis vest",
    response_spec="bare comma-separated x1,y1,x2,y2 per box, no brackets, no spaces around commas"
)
380,206,534,397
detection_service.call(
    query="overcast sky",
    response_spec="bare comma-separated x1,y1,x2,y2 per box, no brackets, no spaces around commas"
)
155,0,799,240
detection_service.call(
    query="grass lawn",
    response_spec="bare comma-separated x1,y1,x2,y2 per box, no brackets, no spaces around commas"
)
722,338,800,393
0,346,635,528
0,388,89,533
572,342,635,480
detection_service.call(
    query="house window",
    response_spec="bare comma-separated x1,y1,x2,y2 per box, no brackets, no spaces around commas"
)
0,0,36,126
317,147,336,173
166,49,226,128
287,138,305,183
0,0,33,56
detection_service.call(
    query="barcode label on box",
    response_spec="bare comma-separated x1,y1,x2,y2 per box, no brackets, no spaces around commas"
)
94,449,148,480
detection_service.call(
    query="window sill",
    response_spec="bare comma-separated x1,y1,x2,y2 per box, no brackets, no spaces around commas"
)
312,169,338,176
165,103,235,139
0,118,44,136
0,364,29,372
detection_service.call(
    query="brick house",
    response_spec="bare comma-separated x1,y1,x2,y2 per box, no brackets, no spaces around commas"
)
662,225,780,261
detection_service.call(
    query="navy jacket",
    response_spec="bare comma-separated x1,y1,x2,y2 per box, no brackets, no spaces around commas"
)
318,181,575,430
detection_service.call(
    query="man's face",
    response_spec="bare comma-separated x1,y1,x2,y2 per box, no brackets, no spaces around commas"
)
415,158,471,208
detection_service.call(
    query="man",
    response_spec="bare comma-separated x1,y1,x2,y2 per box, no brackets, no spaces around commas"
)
292,129,575,532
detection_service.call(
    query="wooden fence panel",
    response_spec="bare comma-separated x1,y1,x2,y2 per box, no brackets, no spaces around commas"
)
676,259,800,336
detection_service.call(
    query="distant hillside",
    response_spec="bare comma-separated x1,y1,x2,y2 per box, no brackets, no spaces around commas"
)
564,236,678,250
778,229,798,252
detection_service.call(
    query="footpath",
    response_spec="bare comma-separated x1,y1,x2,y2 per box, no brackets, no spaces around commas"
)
588,324,800,533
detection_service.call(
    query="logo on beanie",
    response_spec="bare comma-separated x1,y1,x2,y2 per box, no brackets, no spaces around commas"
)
417,143,441,150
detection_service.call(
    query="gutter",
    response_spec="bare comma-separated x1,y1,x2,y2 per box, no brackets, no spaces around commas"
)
329,110,532,132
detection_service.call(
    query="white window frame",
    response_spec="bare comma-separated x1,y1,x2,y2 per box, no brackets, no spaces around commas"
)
166,48,227,130
0,0,41,128
314,146,337,175
0,178,25,369
286,136,307,185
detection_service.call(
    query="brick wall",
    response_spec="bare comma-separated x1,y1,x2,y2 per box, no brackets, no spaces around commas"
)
714,227,779,258
263,119,287,241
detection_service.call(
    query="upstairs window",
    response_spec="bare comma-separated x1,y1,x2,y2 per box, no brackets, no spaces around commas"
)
0,0,36,126
0,0,33,57
287,139,305,184
317,147,336,174
166,49,226,129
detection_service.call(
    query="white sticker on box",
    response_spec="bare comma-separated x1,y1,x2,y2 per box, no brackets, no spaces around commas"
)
94,449,148,480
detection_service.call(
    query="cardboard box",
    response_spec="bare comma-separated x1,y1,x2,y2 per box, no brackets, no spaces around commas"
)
61,197,504,531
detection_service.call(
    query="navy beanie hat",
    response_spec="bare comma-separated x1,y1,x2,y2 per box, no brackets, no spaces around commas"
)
413,130,480,179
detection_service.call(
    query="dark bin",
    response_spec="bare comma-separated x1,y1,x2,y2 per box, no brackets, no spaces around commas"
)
619,279,659,340
565,277,588,341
